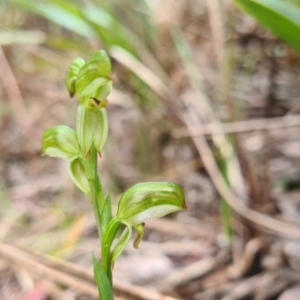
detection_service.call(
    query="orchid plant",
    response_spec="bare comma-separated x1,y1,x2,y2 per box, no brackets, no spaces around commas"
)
42,50,186,299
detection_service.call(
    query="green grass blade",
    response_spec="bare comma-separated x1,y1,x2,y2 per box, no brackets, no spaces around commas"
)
82,4,137,54
234,0,300,53
12,0,95,37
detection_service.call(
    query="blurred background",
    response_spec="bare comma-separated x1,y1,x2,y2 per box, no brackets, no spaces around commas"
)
1,0,300,299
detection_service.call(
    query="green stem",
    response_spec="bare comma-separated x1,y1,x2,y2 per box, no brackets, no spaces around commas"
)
102,217,121,285
83,145,105,239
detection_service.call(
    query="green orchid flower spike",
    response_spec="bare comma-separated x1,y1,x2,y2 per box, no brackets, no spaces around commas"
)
41,49,186,300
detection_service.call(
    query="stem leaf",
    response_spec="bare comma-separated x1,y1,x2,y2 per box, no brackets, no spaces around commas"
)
93,254,114,300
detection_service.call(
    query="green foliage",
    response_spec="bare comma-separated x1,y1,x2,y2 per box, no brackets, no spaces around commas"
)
93,254,114,300
13,0,138,54
41,50,186,299
234,0,300,53
12,0,96,37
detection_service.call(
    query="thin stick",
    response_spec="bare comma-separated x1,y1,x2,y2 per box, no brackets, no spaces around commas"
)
0,243,100,299
172,114,300,137
0,47,33,132
0,243,179,300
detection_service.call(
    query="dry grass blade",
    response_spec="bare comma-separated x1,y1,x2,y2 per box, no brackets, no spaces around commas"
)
207,0,225,72
0,47,33,132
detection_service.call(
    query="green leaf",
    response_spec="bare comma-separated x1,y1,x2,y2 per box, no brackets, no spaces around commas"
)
68,158,90,196
116,182,186,226
42,125,80,160
66,57,85,97
76,105,109,155
12,0,96,38
233,0,300,53
111,225,132,264
82,4,137,55
92,254,114,300
75,50,112,105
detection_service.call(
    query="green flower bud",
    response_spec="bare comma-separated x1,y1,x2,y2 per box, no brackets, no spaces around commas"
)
116,182,186,226
68,158,90,195
75,50,112,106
66,57,85,97
76,105,108,155
42,125,80,160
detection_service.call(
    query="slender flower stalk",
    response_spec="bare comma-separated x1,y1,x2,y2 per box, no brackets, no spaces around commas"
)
42,50,186,299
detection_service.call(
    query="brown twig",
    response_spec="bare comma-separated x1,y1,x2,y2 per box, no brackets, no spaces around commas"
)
172,114,300,137
0,47,33,132
0,243,179,300
0,243,100,299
